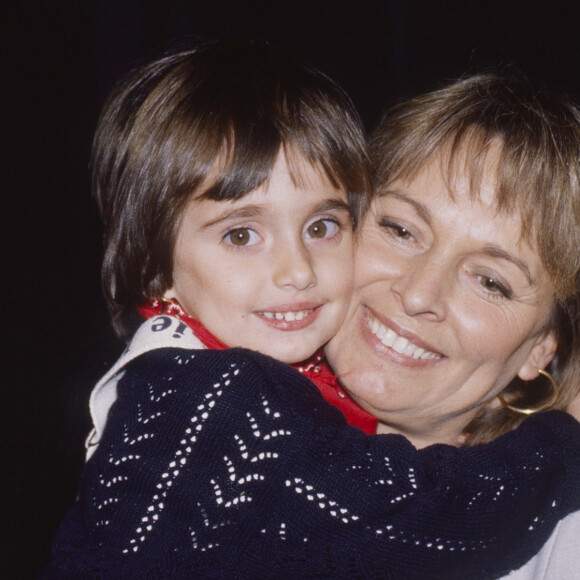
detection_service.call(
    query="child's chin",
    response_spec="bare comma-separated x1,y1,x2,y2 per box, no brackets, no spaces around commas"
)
253,333,328,365
268,347,318,366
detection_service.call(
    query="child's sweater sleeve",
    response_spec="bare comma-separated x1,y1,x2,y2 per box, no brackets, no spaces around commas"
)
45,348,580,579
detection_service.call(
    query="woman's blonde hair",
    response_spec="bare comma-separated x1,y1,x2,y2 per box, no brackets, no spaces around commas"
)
371,73,580,444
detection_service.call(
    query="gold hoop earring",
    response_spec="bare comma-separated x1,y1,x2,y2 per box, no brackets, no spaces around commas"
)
498,369,560,415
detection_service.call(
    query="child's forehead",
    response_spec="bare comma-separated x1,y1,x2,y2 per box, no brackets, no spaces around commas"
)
276,148,344,190
182,156,351,230
196,145,347,202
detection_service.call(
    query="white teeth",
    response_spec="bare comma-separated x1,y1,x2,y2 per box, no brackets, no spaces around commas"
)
366,314,441,360
382,328,397,348
261,310,312,322
412,347,425,359
392,336,409,355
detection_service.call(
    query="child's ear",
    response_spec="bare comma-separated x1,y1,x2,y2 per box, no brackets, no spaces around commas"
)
517,328,558,381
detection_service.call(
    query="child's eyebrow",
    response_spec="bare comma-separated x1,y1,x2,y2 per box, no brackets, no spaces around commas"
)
202,206,265,229
314,199,352,215
202,198,351,229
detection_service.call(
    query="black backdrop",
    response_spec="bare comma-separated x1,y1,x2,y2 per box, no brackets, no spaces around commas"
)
4,1,580,577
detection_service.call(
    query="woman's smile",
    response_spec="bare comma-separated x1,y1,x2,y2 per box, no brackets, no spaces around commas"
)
363,305,443,361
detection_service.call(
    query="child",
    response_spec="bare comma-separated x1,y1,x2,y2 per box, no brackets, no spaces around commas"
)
85,38,377,450
46,41,580,578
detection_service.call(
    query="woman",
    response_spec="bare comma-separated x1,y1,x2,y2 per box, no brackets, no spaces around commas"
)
47,63,580,579
326,72,580,577
328,72,580,447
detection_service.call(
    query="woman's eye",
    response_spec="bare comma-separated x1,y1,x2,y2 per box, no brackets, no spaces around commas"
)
478,275,512,299
379,218,412,239
224,228,260,246
306,219,340,239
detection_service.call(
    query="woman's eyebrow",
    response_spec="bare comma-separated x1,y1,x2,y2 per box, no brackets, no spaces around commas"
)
379,189,432,224
481,244,535,285
381,189,535,285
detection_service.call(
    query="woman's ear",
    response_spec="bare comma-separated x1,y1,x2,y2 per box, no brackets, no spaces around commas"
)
517,329,558,381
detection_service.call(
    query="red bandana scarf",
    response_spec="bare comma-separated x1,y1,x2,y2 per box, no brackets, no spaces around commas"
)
138,300,378,434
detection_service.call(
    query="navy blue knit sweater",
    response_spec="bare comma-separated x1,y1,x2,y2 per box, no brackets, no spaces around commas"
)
46,348,580,579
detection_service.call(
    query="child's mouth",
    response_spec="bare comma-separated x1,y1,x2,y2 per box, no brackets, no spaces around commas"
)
259,309,313,322
255,306,320,330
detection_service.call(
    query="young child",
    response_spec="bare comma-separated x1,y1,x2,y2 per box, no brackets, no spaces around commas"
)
84,38,376,454
46,42,580,578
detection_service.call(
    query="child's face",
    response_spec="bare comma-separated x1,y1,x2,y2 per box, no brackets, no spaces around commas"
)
164,152,354,364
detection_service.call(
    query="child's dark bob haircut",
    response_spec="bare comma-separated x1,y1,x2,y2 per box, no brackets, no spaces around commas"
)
92,39,372,338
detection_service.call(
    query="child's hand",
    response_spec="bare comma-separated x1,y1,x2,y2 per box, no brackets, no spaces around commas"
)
568,391,580,423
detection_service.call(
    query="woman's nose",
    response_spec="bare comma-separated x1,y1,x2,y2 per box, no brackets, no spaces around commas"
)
272,239,317,291
391,256,447,320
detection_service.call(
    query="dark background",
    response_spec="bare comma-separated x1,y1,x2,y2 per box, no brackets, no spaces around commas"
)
3,1,580,577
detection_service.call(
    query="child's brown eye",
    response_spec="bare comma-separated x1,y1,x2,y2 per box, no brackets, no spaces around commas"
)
225,228,258,246
306,219,339,239
307,220,327,238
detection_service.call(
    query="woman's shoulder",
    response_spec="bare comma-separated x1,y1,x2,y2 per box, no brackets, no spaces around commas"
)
502,509,580,579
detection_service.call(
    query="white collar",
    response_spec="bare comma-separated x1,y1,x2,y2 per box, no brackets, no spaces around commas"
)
85,315,205,459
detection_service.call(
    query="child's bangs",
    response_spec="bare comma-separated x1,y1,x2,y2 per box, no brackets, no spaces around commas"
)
282,132,372,228
197,128,357,205
199,124,282,202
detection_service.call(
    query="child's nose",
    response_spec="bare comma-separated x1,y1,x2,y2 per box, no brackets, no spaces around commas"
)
273,240,317,291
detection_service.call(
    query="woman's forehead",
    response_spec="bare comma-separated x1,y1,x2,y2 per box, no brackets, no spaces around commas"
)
388,139,528,218
381,147,544,260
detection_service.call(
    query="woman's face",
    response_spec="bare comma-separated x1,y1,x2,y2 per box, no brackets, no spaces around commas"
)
326,151,557,446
